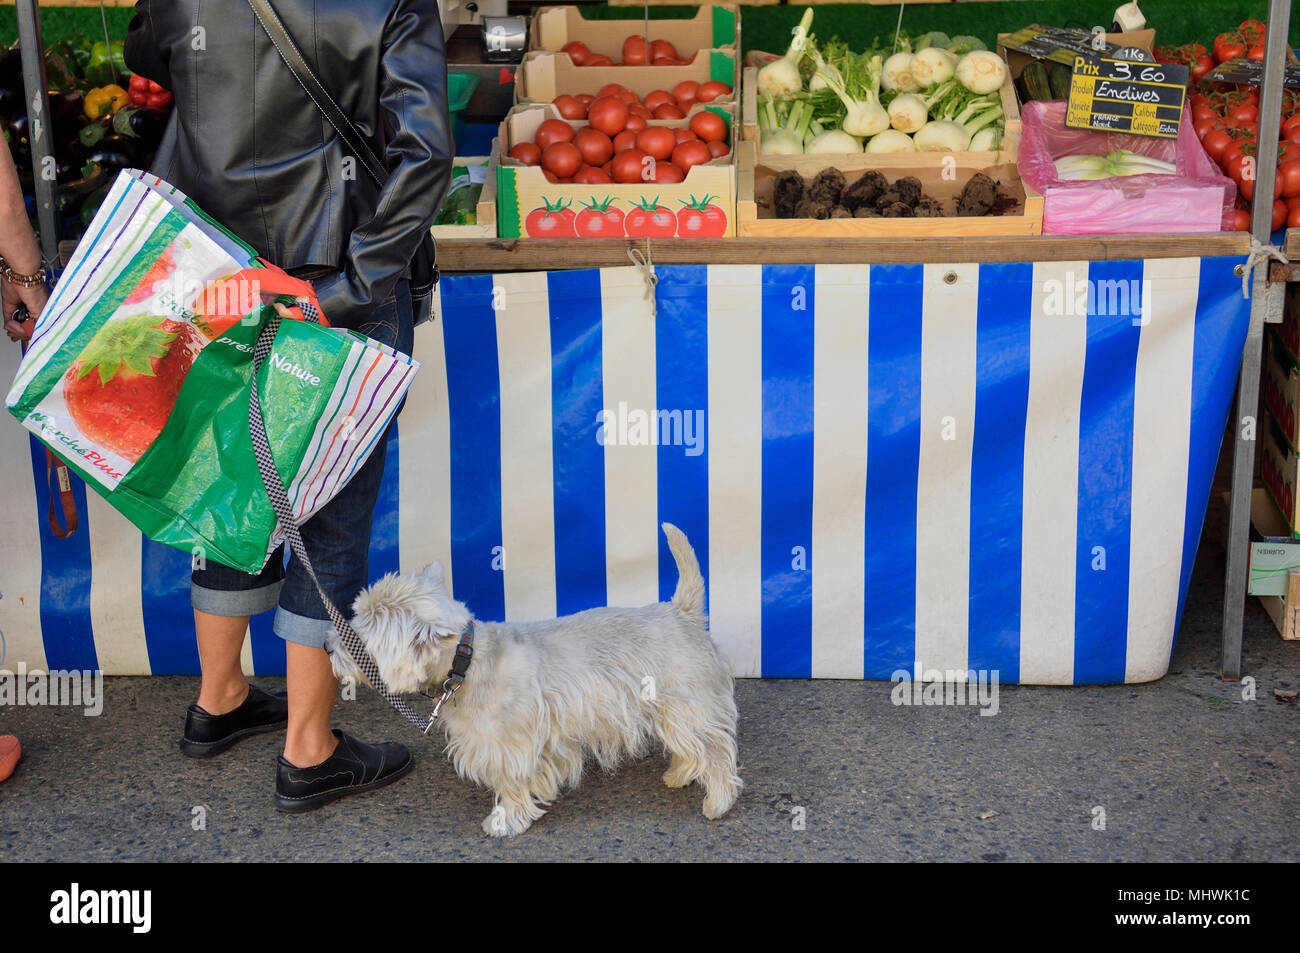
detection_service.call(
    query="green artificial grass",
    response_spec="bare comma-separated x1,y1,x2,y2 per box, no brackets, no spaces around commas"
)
0,2,1294,63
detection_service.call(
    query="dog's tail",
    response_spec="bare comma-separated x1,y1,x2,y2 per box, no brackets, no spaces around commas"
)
663,522,705,621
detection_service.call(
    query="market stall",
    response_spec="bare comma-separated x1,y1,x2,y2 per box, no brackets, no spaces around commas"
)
1,1,1293,684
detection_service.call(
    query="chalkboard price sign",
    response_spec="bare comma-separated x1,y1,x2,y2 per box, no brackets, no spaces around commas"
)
1064,55,1189,138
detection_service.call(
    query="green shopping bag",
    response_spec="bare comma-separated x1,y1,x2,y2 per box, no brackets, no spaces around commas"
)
6,170,420,572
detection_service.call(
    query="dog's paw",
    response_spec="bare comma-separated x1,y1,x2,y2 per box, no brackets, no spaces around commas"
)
482,805,532,837
662,766,692,789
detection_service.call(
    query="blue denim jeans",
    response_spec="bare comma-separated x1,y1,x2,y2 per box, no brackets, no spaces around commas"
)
190,278,415,647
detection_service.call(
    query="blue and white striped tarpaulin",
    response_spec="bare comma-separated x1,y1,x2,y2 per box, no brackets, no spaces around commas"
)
0,257,1249,683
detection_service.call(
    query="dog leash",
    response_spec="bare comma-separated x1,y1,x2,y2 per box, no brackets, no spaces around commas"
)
247,308,467,734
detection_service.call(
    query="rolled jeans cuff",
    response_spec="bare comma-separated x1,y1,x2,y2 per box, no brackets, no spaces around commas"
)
191,578,281,617
273,607,335,649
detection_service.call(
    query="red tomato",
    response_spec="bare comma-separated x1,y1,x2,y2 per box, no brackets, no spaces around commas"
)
1194,117,1218,140
652,56,680,67
1248,45,1266,61
705,139,729,159
652,161,685,183
1281,142,1300,165
676,198,727,238
573,127,614,166
1191,104,1218,124
628,103,653,120
673,80,700,105
624,200,677,238
541,141,582,178
671,139,712,170
1289,204,1300,228
611,148,651,183
689,110,727,143
1227,103,1259,123
575,198,625,237
642,89,675,112
697,81,732,103
534,118,575,150
613,130,638,152
617,89,639,105
622,36,649,66
561,41,591,66
674,127,700,143
576,93,596,106
624,113,648,134
1284,114,1300,137
1191,55,1215,82
542,169,559,183
584,54,615,67
587,96,629,136
574,165,613,185
1214,33,1246,63
635,126,677,161
508,142,542,166
650,39,678,62
1280,159,1300,197
524,201,576,238
552,95,587,120
1202,129,1233,162
1274,198,1288,231
597,84,627,100
653,103,685,120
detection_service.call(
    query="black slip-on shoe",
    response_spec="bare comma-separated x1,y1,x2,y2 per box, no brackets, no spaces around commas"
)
179,684,289,758
273,729,414,813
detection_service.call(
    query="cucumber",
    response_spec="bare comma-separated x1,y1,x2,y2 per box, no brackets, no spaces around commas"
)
1020,61,1053,102
1049,62,1072,99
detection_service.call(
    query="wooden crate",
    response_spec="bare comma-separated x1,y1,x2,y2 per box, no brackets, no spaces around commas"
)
430,152,499,240
515,49,739,104
740,63,1022,166
496,103,738,238
736,139,1042,237
530,4,740,59
1245,488,1300,640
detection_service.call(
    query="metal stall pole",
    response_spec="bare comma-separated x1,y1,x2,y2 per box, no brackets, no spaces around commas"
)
14,0,59,269
1221,0,1293,680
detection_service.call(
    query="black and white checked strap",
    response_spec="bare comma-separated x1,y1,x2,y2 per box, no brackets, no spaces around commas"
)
247,312,436,734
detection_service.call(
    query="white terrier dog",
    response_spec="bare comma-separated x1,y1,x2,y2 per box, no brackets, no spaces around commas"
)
332,522,742,836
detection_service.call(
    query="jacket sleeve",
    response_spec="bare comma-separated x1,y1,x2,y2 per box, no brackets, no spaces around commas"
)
123,0,172,88
313,0,453,327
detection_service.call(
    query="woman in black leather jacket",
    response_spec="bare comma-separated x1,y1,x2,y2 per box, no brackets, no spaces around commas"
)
126,0,452,812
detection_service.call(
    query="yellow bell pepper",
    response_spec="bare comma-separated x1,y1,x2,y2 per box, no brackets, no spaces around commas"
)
84,84,130,120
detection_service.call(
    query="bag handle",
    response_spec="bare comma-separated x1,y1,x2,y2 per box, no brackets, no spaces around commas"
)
246,312,435,735
195,259,332,326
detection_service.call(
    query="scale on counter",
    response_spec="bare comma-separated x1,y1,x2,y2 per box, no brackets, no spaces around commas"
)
480,15,528,64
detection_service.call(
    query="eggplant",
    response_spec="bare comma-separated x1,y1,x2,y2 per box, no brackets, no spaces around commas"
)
86,134,140,171
0,46,21,93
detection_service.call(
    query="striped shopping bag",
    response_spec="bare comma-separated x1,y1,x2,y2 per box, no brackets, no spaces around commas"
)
5,169,420,573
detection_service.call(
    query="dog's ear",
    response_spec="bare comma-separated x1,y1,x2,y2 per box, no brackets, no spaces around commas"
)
420,560,447,588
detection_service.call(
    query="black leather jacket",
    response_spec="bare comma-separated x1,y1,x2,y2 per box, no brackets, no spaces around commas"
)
124,0,452,329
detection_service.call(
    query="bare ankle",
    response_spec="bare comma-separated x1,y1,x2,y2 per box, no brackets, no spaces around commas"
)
196,679,249,716
283,732,339,769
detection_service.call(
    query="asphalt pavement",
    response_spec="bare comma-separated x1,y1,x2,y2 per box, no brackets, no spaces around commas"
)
2,484,1297,862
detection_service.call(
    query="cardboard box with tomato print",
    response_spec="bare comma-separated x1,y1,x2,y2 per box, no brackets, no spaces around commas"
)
515,49,739,106
496,102,737,238
529,4,740,64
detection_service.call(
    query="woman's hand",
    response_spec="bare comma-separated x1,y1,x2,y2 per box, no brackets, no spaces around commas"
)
3,277,45,341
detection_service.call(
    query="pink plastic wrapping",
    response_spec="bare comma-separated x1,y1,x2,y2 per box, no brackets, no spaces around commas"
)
1017,100,1236,234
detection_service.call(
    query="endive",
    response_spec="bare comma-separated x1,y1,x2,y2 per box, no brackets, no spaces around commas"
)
1054,150,1177,180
